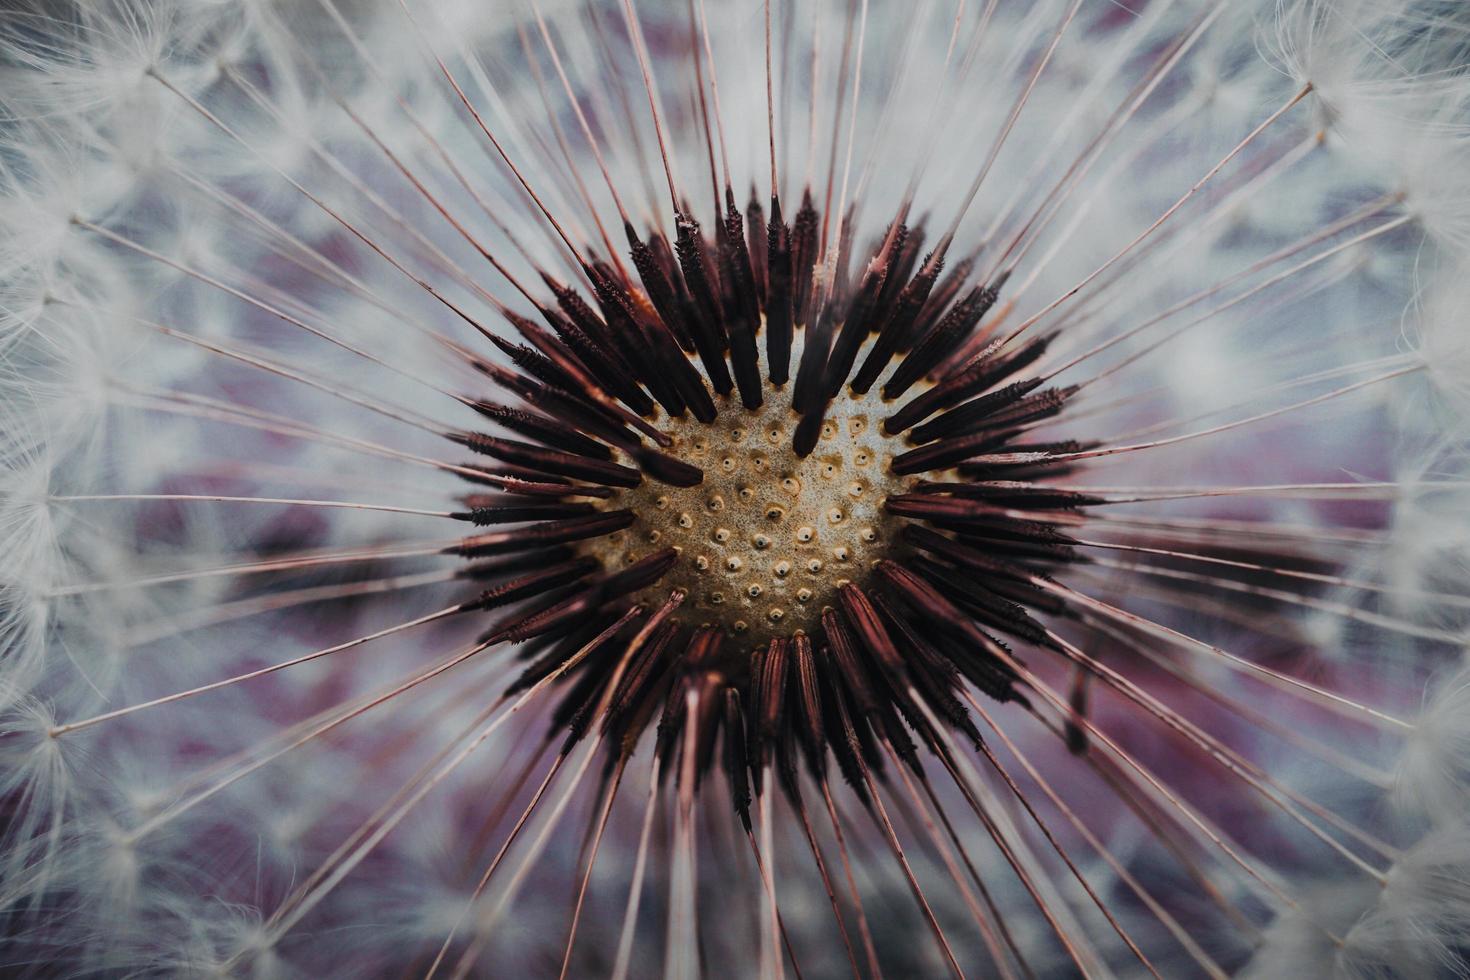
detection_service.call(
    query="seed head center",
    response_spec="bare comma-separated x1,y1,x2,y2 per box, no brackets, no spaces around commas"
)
591,392,908,651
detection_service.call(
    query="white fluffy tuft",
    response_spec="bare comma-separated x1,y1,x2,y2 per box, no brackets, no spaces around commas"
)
1338,822,1470,978
1396,663,1470,824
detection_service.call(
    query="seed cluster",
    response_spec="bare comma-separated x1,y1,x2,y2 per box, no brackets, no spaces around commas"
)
435,185,1097,831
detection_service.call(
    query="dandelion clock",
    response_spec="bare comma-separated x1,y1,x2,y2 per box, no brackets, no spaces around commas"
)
4,0,1470,976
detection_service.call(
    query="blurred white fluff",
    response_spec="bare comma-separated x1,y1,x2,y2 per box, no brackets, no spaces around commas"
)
1270,0,1470,251
1246,823,1470,978
2,0,1470,976
1396,663,1470,825
1340,822,1470,978
1412,262,1470,417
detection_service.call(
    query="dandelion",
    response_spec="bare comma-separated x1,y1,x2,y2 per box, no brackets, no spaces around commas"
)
4,0,1470,976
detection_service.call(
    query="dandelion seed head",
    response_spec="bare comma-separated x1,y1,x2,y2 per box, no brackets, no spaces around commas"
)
5,0,1470,975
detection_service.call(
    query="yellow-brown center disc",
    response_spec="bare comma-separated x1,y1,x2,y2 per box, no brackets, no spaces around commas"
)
587,389,909,652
